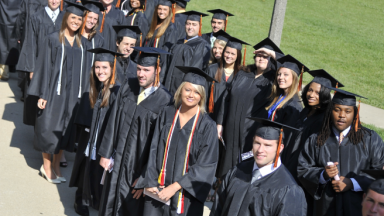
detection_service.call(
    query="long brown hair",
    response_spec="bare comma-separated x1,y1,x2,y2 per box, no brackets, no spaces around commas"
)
89,62,114,108
146,5,172,39
265,68,299,110
214,46,242,82
209,39,227,65
59,12,82,47
82,11,99,40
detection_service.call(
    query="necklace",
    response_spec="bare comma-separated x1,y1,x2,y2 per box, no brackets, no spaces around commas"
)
66,36,75,43
224,68,233,76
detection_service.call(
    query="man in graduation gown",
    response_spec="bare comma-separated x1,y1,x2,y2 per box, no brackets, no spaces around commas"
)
298,88,384,216
173,0,190,40
113,25,141,81
360,172,384,216
17,0,64,126
97,47,173,216
210,118,307,216
201,9,233,48
163,10,210,95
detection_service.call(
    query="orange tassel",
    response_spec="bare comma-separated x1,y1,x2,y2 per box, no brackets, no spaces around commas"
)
274,129,283,168
198,15,202,37
355,100,361,132
144,0,147,11
208,82,215,113
116,0,121,8
243,45,246,66
100,12,106,33
297,66,304,92
336,82,338,88
172,3,176,23
155,56,160,86
224,15,228,32
60,0,64,11
111,56,117,85
80,11,88,35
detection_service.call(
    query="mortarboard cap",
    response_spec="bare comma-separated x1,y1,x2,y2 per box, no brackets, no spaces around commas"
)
158,0,173,7
227,36,250,51
212,30,231,43
176,66,218,87
113,25,142,39
368,179,384,195
362,170,384,180
277,54,309,76
81,0,105,14
65,1,87,16
253,37,284,55
175,0,190,8
307,69,344,89
207,9,233,32
183,10,208,22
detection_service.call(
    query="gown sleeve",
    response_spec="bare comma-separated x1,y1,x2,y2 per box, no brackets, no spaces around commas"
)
209,166,236,216
16,14,37,72
274,185,307,216
177,119,219,203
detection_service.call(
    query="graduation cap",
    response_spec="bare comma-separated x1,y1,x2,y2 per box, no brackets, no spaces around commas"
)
212,30,231,43
113,25,143,47
324,87,367,132
253,37,284,55
207,9,234,32
227,36,251,66
87,48,125,85
134,47,172,86
174,0,190,8
183,11,209,36
277,54,309,91
64,1,86,16
248,117,299,168
176,66,218,86
79,1,106,35
307,69,344,89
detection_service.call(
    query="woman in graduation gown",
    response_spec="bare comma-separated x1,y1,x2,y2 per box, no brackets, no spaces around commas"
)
140,66,219,216
70,48,123,215
27,2,87,183
215,38,284,178
121,0,158,22
124,0,150,40
144,0,178,50
265,55,307,148
209,37,227,65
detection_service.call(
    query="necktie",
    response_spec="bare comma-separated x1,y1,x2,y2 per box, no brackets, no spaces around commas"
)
339,132,344,144
184,39,188,44
251,169,261,184
137,89,145,104
52,11,56,23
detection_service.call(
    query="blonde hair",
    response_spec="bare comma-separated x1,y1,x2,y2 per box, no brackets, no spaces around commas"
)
146,5,172,40
174,82,206,114
59,12,82,47
209,39,227,65
266,67,299,110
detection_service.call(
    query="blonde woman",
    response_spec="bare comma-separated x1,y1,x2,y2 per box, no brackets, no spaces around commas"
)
141,66,219,216
209,39,227,65
266,54,308,145
27,1,86,183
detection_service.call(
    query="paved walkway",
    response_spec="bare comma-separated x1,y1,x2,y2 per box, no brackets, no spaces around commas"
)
0,73,212,216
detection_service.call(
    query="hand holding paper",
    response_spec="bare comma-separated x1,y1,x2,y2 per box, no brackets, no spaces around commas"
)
326,162,340,180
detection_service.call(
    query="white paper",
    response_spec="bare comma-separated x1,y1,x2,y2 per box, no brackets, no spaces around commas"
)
241,150,254,161
144,188,170,206
327,162,340,180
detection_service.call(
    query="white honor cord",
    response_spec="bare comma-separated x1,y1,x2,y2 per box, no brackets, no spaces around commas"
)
78,44,84,98
121,0,128,10
57,42,65,95
91,38,95,65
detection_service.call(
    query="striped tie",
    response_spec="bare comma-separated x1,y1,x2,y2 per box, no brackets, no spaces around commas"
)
137,89,145,104
339,133,344,144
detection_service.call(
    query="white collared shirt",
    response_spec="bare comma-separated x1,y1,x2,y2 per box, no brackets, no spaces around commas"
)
185,35,199,43
332,126,351,143
139,85,159,100
252,158,281,180
45,6,60,23
210,32,216,48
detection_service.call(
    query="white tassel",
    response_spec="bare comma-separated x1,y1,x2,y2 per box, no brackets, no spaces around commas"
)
91,146,96,160
78,44,84,98
84,142,90,157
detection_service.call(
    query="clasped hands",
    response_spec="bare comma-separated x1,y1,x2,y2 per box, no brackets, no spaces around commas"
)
323,162,353,193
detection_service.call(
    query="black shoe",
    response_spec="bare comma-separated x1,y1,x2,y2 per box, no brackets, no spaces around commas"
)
74,202,89,216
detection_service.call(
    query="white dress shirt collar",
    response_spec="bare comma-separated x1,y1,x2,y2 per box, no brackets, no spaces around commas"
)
252,157,281,179
45,6,60,22
139,85,159,99
332,126,351,142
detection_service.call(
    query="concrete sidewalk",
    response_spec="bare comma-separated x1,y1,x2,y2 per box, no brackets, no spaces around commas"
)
0,73,212,215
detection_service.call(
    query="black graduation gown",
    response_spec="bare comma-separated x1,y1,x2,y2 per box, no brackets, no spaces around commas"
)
121,0,159,24
115,56,137,83
138,105,219,216
0,0,20,65
27,32,84,154
163,37,210,95
174,13,187,40
69,84,120,210
98,12,119,51
205,63,234,122
124,9,149,38
106,6,125,25
211,160,307,216
268,94,303,148
297,128,384,216
97,79,173,216
215,69,275,178
144,22,178,50
201,32,211,46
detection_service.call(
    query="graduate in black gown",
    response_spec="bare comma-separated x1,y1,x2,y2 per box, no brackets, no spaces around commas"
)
215,38,284,178
163,11,211,95
17,0,64,126
70,48,123,216
206,32,248,122
101,0,125,25
361,177,384,216
201,9,234,48
173,0,190,40
97,47,173,216
121,0,158,23
211,118,307,216
265,55,308,147
139,66,219,216
113,25,141,80
298,88,384,216
144,0,178,50
124,0,149,45
27,2,87,184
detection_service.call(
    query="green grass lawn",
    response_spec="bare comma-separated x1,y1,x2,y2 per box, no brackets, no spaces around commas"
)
188,0,384,109
363,123,384,139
